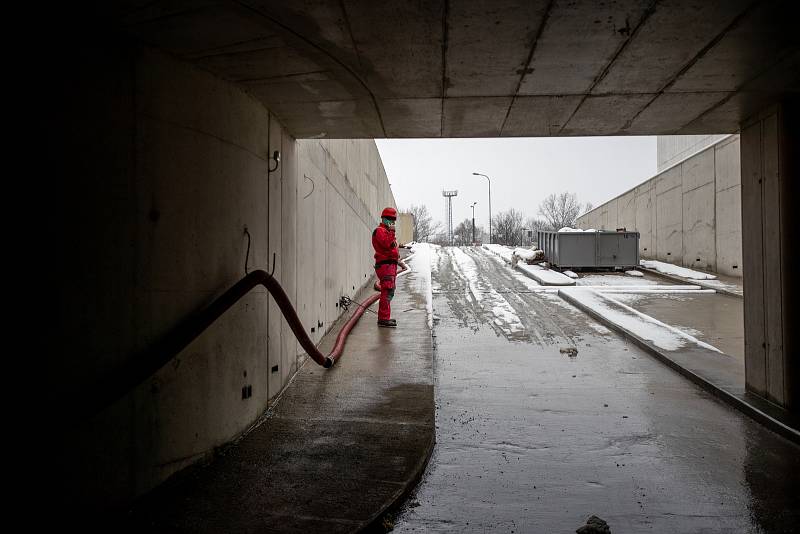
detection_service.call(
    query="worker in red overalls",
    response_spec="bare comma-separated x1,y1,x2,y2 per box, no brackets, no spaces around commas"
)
372,207,399,327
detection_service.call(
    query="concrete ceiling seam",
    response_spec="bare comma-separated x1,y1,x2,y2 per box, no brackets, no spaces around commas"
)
185,36,284,60
232,0,388,137
234,70,330,84
339,0,365,73
558,0,660,135
499,0,555,136
441,0,449,137
622,0,763,133
682,49,799,133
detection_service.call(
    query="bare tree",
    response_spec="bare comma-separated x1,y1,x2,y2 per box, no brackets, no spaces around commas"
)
491,209,525,246
403,204,442,242
430,231,450,246
524,217,549,247
537,192,587,230
453,218,486,245
453,220,470,246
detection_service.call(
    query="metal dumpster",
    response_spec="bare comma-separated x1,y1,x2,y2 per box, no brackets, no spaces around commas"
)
537,230,639,269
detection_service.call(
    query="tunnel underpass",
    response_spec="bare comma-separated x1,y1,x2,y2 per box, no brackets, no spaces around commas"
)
46,1,799,531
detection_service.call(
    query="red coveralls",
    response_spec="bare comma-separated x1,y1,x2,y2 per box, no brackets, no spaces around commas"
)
372,223,399,321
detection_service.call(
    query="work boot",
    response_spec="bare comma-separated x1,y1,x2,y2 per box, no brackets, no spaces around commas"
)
377,318,397,328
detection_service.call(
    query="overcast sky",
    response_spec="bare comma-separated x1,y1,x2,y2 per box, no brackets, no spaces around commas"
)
376,137,657,229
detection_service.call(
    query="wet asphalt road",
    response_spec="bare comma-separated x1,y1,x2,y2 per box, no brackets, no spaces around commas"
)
392,246,799,533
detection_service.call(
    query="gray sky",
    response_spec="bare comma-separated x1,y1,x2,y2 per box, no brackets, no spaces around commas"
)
376,137,657,229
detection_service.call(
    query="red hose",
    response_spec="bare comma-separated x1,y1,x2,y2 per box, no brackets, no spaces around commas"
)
327,260,409,367
76,257,412,421
264,259,408,368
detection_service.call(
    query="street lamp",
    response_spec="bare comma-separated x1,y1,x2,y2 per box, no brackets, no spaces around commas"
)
470,202,477,244
472,172,492,244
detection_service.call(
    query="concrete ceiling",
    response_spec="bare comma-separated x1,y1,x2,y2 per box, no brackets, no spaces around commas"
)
118,0,799,138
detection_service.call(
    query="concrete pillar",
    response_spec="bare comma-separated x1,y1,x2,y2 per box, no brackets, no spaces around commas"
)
740,101,799,411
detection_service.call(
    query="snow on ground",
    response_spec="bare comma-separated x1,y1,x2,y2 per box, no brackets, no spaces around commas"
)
563,270,578,279
560,288,721,352
470,246,723,349
450,247,524,335
409,243,436,328
578,273,660,287
474,246,543,290
596,288,715,294
640,259,717,280
482,243,514,263
694,278,743,295
626,270,644,277
516,262,575,286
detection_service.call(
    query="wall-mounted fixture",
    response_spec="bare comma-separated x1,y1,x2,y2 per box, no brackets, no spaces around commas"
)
268,150,280,173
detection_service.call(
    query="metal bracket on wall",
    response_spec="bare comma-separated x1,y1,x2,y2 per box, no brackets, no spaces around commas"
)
303,174,316,199
244,227,252,275
267,150,280,174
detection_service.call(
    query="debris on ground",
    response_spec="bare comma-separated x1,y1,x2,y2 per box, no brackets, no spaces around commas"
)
511,247,546,266
560,346,578,357
576,515,611,534
381,514,395,531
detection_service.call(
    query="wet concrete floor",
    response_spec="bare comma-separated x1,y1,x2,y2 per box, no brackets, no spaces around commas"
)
393,246,799,533
124,260,434,533
622,292,744,362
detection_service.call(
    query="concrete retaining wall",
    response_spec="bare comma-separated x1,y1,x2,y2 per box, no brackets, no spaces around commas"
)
657,134,728,172
54,43,395,510
577,135,741,277
397,213,414,244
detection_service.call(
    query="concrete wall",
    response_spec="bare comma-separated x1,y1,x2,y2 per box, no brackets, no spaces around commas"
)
657,134,728,172
53,42,394,511
396,213,414,245
740,103,799,410
577,135,742,277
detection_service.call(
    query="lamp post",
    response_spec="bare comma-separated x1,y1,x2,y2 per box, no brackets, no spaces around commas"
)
470,202,477,244
472,172,491,244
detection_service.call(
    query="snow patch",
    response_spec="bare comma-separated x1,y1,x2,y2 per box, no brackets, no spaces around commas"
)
482,243,514,264
640,259,717,280
563,270,578,279
625,270,644,277
695,278,742,295
578,274,659,287
408,243,436,328
560,288,722,353
516,262,576,286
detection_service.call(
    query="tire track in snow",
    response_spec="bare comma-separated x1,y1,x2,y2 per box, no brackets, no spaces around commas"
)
462,247,594,346
448,247,528,340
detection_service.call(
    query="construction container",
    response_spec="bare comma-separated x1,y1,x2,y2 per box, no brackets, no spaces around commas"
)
537,230,640,269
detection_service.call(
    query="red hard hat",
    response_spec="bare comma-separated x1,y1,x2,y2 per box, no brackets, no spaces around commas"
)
381,207,397,219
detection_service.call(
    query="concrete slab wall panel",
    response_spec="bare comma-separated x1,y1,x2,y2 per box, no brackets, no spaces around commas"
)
577,135,741,278
714,136,742,276
57,45,396,509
